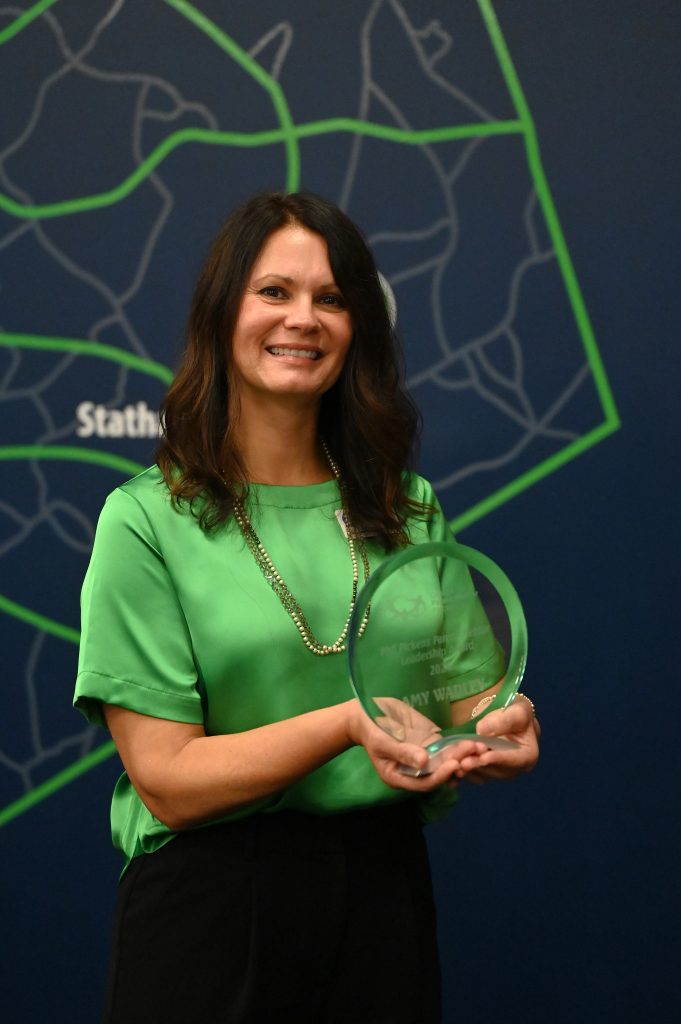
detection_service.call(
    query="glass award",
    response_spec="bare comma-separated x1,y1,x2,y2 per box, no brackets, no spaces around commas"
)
347,540,528,775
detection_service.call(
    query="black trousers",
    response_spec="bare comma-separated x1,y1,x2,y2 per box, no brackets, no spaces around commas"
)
103,803,442,1024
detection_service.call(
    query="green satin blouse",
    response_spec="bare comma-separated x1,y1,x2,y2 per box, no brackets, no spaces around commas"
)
74,467,501,869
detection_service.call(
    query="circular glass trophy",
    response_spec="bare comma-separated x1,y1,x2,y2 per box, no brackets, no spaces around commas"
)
347,541,528,775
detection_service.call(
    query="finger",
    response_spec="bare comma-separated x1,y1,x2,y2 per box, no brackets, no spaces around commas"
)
481,746,532,775
381,740,431,776
383,750,464,790
437,739,488,761
381,762,440,790
456,752,487,772
454,742,530,777
476,734,539,773
417,756,467,789
475,701,532,738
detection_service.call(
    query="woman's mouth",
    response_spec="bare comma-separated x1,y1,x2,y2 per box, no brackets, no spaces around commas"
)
266,346,320,361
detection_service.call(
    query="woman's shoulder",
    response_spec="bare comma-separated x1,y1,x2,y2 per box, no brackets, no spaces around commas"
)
99,465,174,529
116,463,167,501
400,472,452,543
402,470,439,506
92,465,200,558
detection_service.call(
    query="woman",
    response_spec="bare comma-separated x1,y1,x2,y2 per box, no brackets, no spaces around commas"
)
74,191,539,1024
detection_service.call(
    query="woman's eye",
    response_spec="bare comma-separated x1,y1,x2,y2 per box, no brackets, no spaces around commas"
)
259,285,285,298
318,293,345,308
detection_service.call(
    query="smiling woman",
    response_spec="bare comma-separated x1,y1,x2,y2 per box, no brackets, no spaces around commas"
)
73,191,539,1023
230,224,353,415
157,191,426,541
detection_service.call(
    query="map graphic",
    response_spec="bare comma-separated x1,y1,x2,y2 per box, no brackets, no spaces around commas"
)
0,0,618,827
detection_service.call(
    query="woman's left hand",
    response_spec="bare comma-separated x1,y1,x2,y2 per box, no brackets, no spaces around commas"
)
453,695,540,784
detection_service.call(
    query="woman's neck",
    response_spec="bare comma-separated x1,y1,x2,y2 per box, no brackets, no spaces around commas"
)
232,400,331,485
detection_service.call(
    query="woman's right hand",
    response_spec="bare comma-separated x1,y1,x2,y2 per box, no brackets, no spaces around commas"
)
344,698,488,792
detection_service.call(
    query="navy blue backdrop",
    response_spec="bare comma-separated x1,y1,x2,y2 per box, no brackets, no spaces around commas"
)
1,2,679,1021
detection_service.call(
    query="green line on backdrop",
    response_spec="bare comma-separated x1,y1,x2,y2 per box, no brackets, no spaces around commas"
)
0,0,60,45
0,328,162,827
162,0,300,191
0,592,79,644
450,421,619,533
295,117,522,144
477,0,620,432
0,0,300,193
0,741,117,829
0,119,522,220
0,445,145,477
0,442,135,826
0,332,174,384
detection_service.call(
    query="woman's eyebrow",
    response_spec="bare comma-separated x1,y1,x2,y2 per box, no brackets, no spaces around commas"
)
250,273,294,285
250,273,340,291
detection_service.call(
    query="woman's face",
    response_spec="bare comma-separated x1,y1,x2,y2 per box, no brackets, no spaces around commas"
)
230,224,353,409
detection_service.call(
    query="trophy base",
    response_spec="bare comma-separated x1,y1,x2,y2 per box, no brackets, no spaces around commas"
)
399,732,520,777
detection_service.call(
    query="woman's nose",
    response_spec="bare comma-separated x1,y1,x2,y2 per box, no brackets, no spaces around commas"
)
284,295,320,331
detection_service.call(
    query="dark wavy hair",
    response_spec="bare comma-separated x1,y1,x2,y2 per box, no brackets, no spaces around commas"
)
157,191,428,549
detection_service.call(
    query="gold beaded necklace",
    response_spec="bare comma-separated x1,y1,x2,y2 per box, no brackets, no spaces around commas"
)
232,443,371,655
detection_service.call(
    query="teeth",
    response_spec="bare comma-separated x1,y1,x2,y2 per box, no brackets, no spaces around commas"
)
268,347,319,360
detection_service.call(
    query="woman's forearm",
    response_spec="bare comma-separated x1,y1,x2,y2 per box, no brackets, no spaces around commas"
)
104,700,360,831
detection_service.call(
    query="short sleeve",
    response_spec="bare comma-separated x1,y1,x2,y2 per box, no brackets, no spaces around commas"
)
404,474,455,545
74,487,203,729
